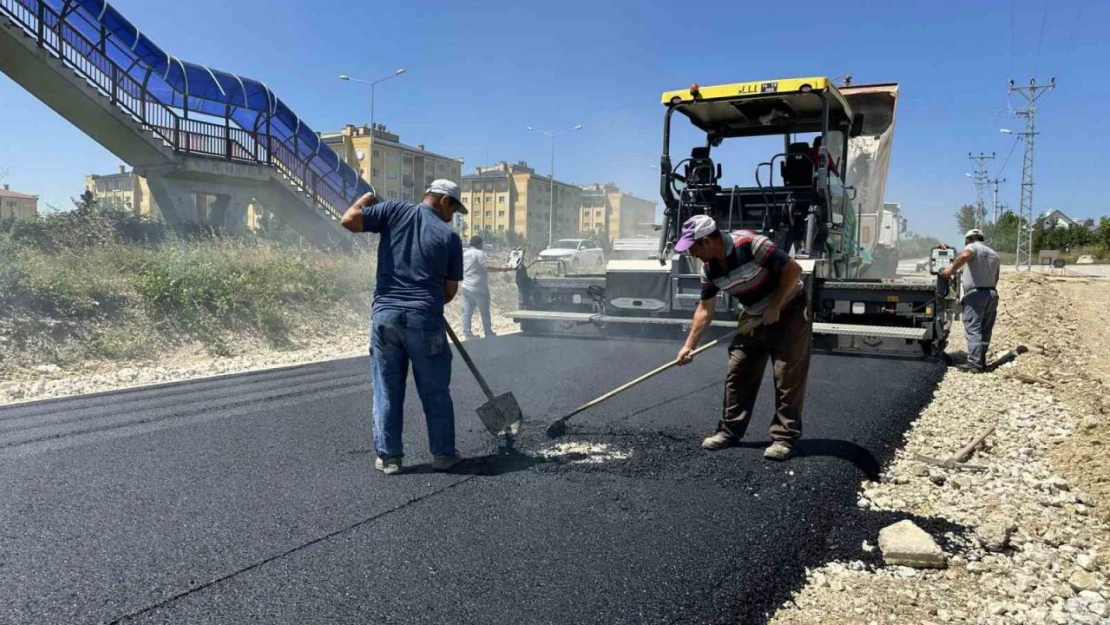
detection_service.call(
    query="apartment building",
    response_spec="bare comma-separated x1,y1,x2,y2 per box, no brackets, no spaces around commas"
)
460,161,581,244
579,182,657,242
321,124,463,204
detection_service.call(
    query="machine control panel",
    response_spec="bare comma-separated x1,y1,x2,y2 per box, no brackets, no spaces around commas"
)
929,247,958,275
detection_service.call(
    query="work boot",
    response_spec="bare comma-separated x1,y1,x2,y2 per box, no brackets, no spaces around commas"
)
701,431,737,451
954,363,986,374
763,441,794,461
375,457,402,475
432,451,462,472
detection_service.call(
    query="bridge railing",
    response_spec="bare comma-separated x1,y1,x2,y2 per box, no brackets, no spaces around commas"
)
1,0,357,222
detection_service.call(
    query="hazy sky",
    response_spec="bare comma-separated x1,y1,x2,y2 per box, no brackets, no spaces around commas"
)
0,0,1104,244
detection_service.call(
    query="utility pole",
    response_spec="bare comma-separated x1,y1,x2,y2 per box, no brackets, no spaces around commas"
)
989,177,1006,224
1005,77,1055,271
967,152,994,229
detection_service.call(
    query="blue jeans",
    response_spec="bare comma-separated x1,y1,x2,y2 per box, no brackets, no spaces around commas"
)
461,289,494,339
370,309,456,459
961,288,999,370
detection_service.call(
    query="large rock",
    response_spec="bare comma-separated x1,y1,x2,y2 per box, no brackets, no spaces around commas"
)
1069,570,1099,593
878,520,948,569
976,515,1017,553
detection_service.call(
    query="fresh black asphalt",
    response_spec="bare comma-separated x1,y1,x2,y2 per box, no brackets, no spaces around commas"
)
0,335,959,624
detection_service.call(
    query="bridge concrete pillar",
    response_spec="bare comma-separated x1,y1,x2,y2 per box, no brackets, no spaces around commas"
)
207,194,250,234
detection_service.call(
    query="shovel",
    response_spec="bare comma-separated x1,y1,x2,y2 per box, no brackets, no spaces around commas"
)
545,317,761,438
444,322,523,446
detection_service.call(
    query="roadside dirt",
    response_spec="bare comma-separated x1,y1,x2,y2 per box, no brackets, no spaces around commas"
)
771,273,1110,625
0,282,518,405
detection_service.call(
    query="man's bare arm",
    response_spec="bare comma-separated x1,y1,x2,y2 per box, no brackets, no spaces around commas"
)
942,249,975,278
341,192,377,233
767,258,803,311
677,297,716,365
445,280,459,304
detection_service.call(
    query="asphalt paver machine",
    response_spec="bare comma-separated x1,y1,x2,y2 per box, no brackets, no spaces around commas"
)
508,77,957,359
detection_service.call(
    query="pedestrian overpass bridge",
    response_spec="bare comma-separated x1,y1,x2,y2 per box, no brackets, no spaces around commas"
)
0,0,368,248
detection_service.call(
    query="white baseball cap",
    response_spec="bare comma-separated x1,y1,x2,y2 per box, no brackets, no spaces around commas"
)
965,228,983,239
674,214,719,252
426,179,467,214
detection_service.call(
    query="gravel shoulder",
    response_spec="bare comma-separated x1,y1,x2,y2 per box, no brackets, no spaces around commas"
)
0,292,517,406
771,273,1110,625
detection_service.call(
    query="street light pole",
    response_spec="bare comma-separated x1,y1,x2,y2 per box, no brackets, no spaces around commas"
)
528,124,582,247
339,69,406,182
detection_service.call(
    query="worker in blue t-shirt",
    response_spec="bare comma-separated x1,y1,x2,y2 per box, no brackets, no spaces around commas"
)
341,180,466,475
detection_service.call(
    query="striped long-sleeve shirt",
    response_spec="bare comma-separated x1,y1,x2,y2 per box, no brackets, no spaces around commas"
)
699,230,802,315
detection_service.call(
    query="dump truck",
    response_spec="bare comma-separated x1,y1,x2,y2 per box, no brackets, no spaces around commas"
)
507,77,957,359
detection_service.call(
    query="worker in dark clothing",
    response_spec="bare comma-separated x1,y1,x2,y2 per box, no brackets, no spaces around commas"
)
941,228,1000,373
674,214,812,461
341,180,467,475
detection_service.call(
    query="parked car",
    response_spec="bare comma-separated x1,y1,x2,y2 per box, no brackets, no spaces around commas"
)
538,239,606,272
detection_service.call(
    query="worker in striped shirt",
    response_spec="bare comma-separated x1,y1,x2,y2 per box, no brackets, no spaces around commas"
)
674,214,812,461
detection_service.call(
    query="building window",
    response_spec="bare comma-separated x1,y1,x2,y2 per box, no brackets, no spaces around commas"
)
498,224,505,231
372,168,379,178
498,195,506,204
389,153,399,162
373,149,381,159
485,211,492,218
498,210,505,217
388,172,397,179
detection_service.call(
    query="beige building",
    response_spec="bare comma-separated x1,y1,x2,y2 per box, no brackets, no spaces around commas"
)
0,184,38,220
459,161,581,244
321,124,463,204
579,183,657,243
85,166,160,217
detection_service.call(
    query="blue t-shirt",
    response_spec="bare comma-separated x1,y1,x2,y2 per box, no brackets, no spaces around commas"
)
362,201,463,318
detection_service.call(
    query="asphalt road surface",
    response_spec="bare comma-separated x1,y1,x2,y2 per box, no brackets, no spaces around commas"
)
0,335,955,625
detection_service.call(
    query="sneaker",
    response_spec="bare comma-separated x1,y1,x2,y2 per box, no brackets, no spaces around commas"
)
432,452,462,472
701,432,737,451
763,441,794,461
375,457,402,475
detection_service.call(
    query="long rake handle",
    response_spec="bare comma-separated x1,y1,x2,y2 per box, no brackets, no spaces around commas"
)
444,322,496,402
556,319,759,423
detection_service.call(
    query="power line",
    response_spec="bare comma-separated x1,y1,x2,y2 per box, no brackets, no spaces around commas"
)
1067,0,1086,50
1037,0,1050,58
995,137,1020,177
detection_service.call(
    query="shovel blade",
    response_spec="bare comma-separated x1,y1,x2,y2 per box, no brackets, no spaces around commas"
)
476,392,523,437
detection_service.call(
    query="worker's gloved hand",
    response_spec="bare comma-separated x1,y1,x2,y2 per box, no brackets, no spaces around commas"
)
676,346,695,366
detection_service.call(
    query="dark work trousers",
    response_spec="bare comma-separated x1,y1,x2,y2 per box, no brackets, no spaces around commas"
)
961,288,999,370
719,295,812,442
